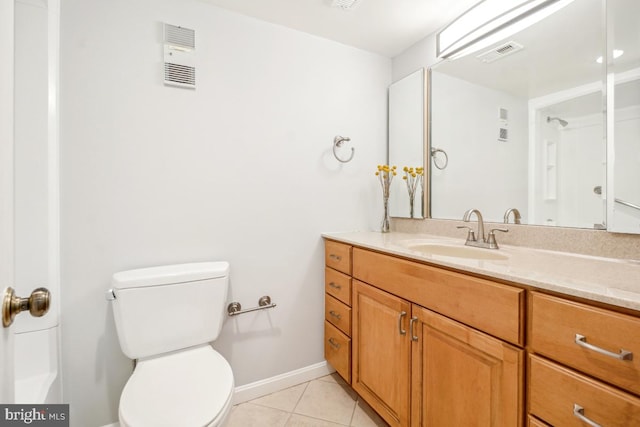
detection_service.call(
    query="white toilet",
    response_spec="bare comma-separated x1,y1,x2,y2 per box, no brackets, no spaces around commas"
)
108,262,234,427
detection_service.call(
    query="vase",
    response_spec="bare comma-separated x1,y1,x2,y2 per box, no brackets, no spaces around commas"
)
409,193,415,219
381,195,390,233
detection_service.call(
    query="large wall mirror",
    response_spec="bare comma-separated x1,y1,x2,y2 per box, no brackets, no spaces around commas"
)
388,69,427,219
607,0,640,233
410,0,640,231
430,0,606,228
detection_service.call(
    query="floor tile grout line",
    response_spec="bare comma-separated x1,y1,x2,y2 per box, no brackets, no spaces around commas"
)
287,411,352,426
290,380,311,414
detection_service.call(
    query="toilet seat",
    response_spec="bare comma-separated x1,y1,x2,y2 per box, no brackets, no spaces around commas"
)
119,345,234,427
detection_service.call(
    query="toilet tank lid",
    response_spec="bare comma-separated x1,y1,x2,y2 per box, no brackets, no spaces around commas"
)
112,262,229,290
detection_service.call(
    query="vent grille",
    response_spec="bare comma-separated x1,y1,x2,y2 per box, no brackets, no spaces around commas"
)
163,23,196,89
498,128,508,142
164,24,195,49
164,62,195,87
476,41,524,63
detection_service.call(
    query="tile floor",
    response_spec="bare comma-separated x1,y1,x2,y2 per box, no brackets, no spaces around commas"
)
227,373,389,427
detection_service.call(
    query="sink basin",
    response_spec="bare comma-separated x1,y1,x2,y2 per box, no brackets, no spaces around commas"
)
406,243,509,261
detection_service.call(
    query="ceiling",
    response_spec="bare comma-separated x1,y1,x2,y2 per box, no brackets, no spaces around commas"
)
197,0,480,57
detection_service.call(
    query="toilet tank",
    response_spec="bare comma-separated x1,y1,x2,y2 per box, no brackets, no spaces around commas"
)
110,262,229,360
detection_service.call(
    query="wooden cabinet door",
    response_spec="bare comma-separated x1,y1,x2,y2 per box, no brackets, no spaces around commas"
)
411,305,524,427
352,280,412,427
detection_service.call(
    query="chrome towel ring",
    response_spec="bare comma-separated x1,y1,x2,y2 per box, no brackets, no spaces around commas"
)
333,136,354,163
431,147,448,170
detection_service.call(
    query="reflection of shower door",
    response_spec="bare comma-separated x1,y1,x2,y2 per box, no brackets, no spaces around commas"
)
608,92,640,233
556,121,605,228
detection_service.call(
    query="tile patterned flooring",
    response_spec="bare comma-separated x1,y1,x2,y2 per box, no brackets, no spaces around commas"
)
227,374,389,427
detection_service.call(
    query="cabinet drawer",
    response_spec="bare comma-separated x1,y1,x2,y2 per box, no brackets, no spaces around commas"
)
529,355,640,427
325,294,351,336
325,267,352,305
353,248,524,345
325,240,352,275
527,416,550,427
530,292,640,395
325,321,351,383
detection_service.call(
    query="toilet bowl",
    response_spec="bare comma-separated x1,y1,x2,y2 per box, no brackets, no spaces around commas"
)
108,262,233,427
119,345,234,427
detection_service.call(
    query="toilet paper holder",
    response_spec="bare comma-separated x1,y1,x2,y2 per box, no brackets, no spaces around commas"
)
227,295,276,316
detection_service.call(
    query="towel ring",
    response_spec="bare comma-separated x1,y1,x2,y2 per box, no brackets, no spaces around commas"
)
431,147,448,170
333,136,355,163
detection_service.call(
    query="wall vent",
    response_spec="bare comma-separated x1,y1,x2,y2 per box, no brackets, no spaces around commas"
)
498,128,509,142
163,23,196,89
165,24,195,49
476,41,524,63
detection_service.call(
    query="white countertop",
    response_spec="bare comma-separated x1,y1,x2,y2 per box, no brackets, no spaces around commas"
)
322,231,640,312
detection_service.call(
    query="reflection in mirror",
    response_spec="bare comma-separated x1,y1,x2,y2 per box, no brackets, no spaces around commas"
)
429,0,607,228
607,0,640,234
388,68,426,219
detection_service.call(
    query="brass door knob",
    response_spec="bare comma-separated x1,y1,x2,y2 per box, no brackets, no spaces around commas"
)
2,287,50,328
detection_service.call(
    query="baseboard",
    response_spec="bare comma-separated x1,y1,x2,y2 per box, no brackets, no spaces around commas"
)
232,361,335,405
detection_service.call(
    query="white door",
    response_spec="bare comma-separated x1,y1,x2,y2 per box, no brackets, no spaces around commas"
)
0,0,16,403
1,0,60,403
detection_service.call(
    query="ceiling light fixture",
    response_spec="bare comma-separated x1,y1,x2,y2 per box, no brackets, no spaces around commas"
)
437,0,575,60
596,49,624,64
331,0,361,10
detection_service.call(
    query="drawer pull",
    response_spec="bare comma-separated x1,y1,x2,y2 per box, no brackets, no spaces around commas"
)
398,311,407,335
329,254,342,261
409,316,419,341
575,334,633,361
328,282,342,290
329,310,342,320
327,337,341,349
573,404,601,427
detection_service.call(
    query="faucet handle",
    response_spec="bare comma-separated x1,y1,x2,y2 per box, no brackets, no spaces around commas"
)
487,228,508,249
457,225,476,242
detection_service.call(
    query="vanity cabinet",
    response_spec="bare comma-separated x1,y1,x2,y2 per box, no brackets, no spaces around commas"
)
324,240,353,383
350,246,524,427
324,238,640,426
528,292,640,426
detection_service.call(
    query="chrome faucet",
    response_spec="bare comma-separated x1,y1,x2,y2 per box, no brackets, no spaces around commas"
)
462,209,485,243
458,208,508,249
504,208,521,224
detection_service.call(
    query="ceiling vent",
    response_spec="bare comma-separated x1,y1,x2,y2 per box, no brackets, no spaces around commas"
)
331,0,361,10
163,23,196,89
476,41,524,64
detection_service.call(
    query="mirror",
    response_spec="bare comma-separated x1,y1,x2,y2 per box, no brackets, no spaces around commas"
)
607,0,640,233
428,0,613,228
388,68,427,218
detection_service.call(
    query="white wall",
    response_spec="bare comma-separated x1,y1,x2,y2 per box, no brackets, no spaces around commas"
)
392,33,438,82
59,0,390,425
430,72,529,223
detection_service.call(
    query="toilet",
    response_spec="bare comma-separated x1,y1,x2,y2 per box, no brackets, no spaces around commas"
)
108,262,234,427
